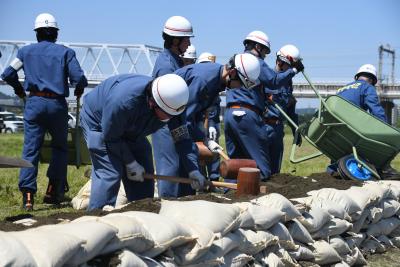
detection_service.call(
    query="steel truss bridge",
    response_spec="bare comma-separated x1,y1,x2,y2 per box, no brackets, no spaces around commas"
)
1,40,399,99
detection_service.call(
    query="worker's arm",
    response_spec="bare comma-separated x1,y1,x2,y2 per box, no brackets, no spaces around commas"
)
167,116,199,173
259,61,296,90
1,50,26,98
207,98,221,129
364,85,387,122
66,49,88,97
101,97,136,164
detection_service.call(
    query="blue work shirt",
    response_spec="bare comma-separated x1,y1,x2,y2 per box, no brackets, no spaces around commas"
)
208,97,221,129
83,74,199,172
337,80,387,122
265,75,294,120
1,41,87,97
226,83,266,113
175,63,224,140
152,49,184,78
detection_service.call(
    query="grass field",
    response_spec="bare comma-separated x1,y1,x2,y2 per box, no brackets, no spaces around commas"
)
1,128,400,220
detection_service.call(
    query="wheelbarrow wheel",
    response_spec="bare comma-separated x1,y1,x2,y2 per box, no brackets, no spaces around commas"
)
337,155,376,181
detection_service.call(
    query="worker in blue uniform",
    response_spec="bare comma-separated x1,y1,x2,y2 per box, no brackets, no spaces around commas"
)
265,45,303,174
1,13,88,211
151,16,195,197
240,31,304,179
329,64,399,178
81,73,205,210
196,52,221,181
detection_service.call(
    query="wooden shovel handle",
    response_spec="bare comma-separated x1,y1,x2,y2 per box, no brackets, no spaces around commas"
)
143,173,238,190
217,149,230,160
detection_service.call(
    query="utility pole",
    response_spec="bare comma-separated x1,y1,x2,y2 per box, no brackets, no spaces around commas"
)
378,44,395,85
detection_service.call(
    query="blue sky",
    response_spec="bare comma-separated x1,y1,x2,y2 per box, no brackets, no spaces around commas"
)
1,0,399,107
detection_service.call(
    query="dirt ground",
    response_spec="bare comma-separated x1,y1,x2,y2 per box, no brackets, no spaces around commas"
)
0,172,361,231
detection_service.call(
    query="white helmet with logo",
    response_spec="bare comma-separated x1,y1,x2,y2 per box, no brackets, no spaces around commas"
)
163,16,194,37
277,44,301,66
152,74,189,115
244,30,270,54
233,53,260,89
34,13,58,30
197,52,216,63
355,64,377,85
183,45,197,59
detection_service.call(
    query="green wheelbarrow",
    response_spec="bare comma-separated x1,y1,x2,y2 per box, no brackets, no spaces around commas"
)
275,71,400,181
40,98,91,168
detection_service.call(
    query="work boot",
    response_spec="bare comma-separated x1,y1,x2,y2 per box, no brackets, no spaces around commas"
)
379,165,400,180
22,190,34,211
43,181,64,205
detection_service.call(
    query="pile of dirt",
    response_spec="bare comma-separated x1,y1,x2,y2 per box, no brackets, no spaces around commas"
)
0,172,361,231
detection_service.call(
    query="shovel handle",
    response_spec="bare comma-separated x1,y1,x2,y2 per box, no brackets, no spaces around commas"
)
143,173,238,190
217,149,230,160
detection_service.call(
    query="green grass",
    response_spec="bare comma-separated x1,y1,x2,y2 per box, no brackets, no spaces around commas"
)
1,128,400,220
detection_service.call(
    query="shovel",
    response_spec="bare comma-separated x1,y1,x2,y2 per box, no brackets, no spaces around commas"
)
0,156,33,168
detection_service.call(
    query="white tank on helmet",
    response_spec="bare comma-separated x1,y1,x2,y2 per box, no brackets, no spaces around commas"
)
277,44,302,65
34,13,58,30
355,64,377,84
197,52,216,63
163,16,194,37
234,53,260,89
244,30,270,53
152,74,189,116
183,45,197,59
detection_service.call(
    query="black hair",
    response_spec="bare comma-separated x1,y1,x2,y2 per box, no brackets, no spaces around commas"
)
162,32,175,48
35,28,58,42
243,40,256,52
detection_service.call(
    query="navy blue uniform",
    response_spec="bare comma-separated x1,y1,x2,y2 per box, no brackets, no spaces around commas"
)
337,80,387,122
1,41,87,195
206,97,222,181
81,74,198,210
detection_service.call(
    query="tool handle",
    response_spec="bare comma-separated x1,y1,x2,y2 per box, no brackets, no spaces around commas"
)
143,173,238,190
217,149,230,160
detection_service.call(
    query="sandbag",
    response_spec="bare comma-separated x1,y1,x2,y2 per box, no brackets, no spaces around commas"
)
329,236,351,256
0,231,37,267
311,240,342,266
332,261,350,267
362,182,392,202
345,232,366,250
389,225,400,237
346,186,378,210
117,249,147,267
159,200,242,237
221,250,253,267
379,180,400,199
251,193,302,222
286,218,314,244
34,221,118,266
172,223,216,265
391,236,400,248
10,229,85,267
351,208,369,234
269,222,298,251
297,206,332,233
307,188,362,215
366,206,383,225
263,252,286,267
380,199,400,218
312,218,352,239
292,196,351,220
234,202,284,230
288,244,315,261
361,238,386,254
235,229,278,255
119,211,195,257
367,217,400,237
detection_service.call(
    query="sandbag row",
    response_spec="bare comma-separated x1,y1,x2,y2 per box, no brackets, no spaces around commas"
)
2,180,400,267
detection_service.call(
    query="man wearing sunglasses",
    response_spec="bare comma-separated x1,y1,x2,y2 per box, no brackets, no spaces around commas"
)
80,73,203,210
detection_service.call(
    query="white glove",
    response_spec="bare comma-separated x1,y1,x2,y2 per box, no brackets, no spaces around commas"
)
208,127,217,141
188,170,206,190
125,161,145,182
207,139,223,153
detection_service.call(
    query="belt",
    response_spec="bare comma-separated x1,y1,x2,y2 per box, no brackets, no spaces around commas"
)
264,117,280,125
229,104,261,115
29,91,61,98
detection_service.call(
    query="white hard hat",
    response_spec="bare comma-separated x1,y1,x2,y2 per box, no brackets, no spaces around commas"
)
355,64,377,85
244,30,270,53
152,74,189,116
233,53,260,89
163,16,194,37
34,13,58,30
277,44,302,65
183,45,197,59
197,52,216,63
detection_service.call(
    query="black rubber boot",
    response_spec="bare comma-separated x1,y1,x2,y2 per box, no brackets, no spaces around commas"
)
22,190,34,211
43,181,64,205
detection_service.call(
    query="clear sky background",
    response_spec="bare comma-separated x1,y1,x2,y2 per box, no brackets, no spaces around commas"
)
1,0,399,108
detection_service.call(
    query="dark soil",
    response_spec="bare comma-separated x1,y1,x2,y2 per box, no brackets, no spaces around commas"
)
0,172,361,232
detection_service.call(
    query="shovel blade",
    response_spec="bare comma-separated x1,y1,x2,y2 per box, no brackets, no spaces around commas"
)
0,156,33,168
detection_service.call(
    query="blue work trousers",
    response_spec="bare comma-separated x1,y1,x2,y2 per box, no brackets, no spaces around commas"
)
81,109,154,210
269,122,284,175
19,96,68,195
224,108,273,180
152,126,194,197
